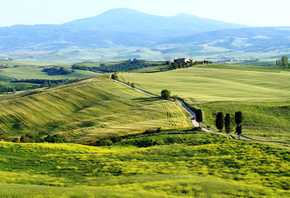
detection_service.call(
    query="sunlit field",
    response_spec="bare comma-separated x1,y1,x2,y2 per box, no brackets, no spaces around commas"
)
0,75,190,143
121,64,290,144
0,131,289,197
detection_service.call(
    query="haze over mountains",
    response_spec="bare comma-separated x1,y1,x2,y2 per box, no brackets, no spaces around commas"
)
1,8,290,62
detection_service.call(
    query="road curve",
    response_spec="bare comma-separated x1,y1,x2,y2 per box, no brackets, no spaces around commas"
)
112,76,253,140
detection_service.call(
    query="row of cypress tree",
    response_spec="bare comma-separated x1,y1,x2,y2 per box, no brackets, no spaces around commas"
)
216,111,243,135
195,109,242,136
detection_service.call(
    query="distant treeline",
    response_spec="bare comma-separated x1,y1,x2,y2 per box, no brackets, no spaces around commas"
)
72,59,151,72
169,60,212,70
0,79,71,94
12,79,70,85
42,67,73,75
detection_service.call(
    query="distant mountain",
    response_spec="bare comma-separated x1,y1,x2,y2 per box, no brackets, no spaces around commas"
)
0,8,247,53
162,27,290,52
63,8,246,38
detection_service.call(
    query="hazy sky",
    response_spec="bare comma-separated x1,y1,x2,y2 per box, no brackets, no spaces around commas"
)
1,0,290,27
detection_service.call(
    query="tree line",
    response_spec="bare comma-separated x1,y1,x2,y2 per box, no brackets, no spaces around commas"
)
276,56,289,68
42,67,73,75
0,133,67,143
72,59,151,73
0,79,71,94
194,109,243,137
215,111,243,137
169,60,212,70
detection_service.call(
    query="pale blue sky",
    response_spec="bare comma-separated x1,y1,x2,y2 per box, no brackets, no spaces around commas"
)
1,0,290,27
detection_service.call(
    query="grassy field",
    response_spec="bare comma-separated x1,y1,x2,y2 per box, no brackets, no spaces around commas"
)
120,64,290,145
0,75,191,143
121,64,290,102
0,65,98,80
0,131,289,197
0,63,289,197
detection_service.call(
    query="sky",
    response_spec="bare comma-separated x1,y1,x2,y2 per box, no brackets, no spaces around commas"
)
1,0,290,27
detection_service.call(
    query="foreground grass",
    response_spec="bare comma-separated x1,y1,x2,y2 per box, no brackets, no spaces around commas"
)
0,131,289,197
0,75,190,143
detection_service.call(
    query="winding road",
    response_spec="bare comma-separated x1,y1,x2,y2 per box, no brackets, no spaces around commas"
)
113,77,254,140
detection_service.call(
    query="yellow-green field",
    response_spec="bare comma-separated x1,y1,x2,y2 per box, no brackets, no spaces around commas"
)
122,64,290,102
0,62,289,197
0,131,289,197
0,131,290,197
120,64,290,144
0,75,190,143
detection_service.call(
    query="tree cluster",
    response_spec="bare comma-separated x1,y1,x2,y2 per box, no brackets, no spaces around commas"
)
276,56,289,68
42,67,73,75
0,79,72,94
0,133,67,143
169,60,212,70
72,59,151,73
12,79,70,85
215,111,243,136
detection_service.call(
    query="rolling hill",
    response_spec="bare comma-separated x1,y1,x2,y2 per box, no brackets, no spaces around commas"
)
161,27,290,52
0,74,191,143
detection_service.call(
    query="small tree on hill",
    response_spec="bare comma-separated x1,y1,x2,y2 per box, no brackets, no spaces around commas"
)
225,113,231,133
111,73,118,80
281,56,289,68
215,112,224,132
161,89,171,99
196,109,203,129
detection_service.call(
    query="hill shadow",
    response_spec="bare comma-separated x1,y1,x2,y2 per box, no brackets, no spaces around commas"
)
132,97,160,102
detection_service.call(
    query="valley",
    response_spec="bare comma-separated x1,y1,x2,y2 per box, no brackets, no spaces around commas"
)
0,59,289,197
0,7,290,197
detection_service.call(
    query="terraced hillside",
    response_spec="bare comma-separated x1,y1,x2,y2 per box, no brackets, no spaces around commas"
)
0,75,191,143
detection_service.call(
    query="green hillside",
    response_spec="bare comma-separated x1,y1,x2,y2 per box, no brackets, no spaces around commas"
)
0,131,289,197
121,64,290,145
0,75,190,143
0,63,289,197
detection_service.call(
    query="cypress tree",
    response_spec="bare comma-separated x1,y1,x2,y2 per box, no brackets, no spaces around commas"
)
196,109,203,128
225,113,231,133
235,111,242,126
215,112,224,132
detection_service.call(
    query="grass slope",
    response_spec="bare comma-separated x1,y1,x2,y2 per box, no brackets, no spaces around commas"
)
0,75,190,143
121,64,290,102
120,64,290,145
0,131,289,197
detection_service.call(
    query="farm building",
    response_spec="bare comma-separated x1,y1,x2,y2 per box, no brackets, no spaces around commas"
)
174,58,194,63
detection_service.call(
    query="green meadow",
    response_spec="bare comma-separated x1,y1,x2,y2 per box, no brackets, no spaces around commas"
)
0,131,289,197
1,65,97,80
0,75,190,143
121,64,290,145
0,62,289,197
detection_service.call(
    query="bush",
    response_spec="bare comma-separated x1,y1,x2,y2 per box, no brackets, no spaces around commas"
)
111,73,118,80
44,134,68,143
142,127,161,135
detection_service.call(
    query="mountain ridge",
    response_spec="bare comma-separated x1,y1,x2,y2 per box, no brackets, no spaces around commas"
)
1,8,290,61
